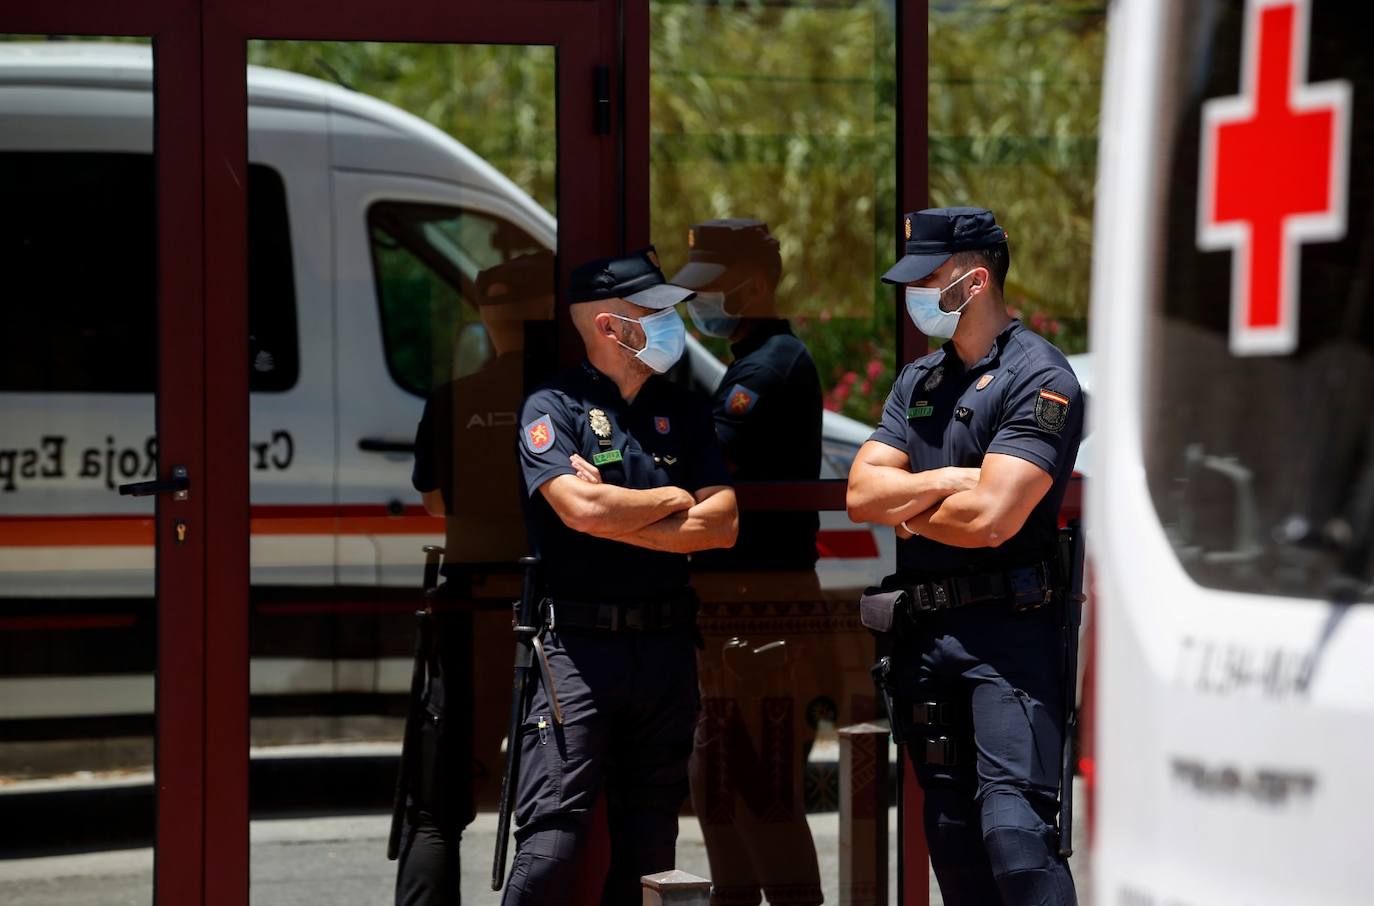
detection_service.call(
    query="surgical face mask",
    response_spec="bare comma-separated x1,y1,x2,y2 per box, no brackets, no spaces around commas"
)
609,307,686,374
904,269,978,338
687,291,740,338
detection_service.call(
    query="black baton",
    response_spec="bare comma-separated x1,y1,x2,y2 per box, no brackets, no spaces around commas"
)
1057,520,1086,858
491,555,543,891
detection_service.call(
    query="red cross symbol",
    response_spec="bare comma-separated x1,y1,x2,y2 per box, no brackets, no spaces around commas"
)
1197,0,1350,356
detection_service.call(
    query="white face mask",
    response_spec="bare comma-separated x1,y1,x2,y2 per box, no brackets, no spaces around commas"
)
904,269,978,338
686,290,741,338
608,308,686,374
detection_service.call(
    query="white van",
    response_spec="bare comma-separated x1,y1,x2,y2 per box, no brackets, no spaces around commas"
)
1088,1,1373,903
0,42,886,724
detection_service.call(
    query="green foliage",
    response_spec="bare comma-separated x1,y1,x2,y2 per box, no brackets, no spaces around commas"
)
244,6,1104,425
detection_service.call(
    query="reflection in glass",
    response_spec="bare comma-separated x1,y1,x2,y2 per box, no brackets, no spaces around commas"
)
0,36,156,903
243,40,557,903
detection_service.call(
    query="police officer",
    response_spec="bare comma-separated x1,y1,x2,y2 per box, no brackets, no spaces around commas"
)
671,219,822,570
395,252,555,906
846,208,1082,905
504,247,739,904
670,219,825,906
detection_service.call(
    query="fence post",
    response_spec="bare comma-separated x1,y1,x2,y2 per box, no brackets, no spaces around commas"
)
641,869,712,906
839,721,890,906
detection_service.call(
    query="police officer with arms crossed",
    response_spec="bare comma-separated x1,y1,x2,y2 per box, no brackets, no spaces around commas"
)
846,208,1082,905
504,248,739,904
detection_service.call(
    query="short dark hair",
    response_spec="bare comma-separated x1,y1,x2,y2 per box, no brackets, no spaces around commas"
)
950,241,1010,293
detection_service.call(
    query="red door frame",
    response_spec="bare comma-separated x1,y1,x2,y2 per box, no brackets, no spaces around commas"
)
1,3,209,903
199,1,624,902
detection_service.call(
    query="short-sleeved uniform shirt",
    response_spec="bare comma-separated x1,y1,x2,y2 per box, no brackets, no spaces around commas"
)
693,320,822,570
868,320,1083,577
412,352,529,566
518,361,733,602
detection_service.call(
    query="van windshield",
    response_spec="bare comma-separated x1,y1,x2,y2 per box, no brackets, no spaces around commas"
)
1144,1,1374,602
368,202,547,396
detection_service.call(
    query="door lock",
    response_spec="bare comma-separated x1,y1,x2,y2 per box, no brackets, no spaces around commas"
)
118,465,189,501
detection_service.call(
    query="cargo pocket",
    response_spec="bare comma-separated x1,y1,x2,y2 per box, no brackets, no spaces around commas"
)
979,686,1061,792
512,712,563,826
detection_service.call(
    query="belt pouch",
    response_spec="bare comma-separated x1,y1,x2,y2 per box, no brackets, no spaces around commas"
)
859,587,908,634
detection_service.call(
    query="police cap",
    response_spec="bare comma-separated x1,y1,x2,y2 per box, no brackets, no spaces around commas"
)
568,246,695,309
475,250,555,306
671,218,781,289
881,207,1007,285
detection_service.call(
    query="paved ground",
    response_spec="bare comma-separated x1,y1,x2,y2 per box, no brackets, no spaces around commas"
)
0,783,1089,905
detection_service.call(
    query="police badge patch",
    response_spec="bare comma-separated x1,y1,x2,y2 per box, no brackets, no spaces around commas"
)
923,366,944,391
727,384,759,415
524,415,555,453
589,408,613,447
654,416,671,435
1034,389,1070,432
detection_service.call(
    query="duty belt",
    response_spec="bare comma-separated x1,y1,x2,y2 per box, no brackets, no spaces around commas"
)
902,561,1055,615
543,591,699,633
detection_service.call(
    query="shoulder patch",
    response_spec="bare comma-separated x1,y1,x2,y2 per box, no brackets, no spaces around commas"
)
654,416,671,435
524,414,555,454
1034,389,1070,433
727,383,759,415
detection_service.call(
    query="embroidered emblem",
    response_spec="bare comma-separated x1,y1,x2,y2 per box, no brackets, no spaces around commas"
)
588,406,610,442
1034,389,1070,432
688,228,696,249
655,416,671,435
904,216,912,240
524,415,555,454
908,401,934,419
923,366,945,391
664,455,678,465
976,374,995,391
592,449,623,466
727,383,759,415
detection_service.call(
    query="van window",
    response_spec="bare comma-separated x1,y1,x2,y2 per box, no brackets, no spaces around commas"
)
1145,2,1374,601
368,202,545,396
0,152,298,393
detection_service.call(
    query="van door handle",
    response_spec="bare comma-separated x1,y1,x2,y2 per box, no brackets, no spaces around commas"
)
358,438,416,454
119,465,189,500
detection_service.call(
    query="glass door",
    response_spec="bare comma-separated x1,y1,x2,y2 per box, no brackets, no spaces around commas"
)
0,6,210,905
199,3,621,901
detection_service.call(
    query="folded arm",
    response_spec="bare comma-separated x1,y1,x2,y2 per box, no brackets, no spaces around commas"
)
845,440,980,526
607,485,739,553
539,470,696,536
900,452,1052,548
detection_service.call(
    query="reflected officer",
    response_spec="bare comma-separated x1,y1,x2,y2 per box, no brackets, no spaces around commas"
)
847,208,1082,905
503,248,739,904
395,252,554,906
672,219,822,570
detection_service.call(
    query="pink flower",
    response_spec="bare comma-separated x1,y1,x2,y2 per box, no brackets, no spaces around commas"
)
841,371,859,386
866,359,883,381
819,310,832,322
859,380,872,396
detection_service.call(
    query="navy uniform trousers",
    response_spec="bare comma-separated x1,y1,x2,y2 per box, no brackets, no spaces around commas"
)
501,628,700,906
897,602,1077,906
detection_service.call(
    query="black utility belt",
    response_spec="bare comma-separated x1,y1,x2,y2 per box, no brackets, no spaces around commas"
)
543,592,699,634
859,562,1056,633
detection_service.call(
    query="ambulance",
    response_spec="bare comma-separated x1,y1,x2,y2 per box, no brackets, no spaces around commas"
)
0,42,885,728
1087,0,1373,902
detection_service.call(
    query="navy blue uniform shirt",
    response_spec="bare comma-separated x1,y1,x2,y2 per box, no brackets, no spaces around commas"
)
693,320,822,570
869,320,1083,576
518,361,732,602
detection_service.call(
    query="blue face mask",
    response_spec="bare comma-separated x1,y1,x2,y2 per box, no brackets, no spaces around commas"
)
686,291,741,338
609,308,686,374
904,269,978,338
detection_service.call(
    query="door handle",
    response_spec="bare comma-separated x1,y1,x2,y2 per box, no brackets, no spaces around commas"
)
358,438,416,454
119,465,190,500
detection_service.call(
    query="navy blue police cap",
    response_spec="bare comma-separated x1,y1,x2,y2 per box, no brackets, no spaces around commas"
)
671,218,781,289
568,246,696,309
881,207,1008,285
475,250,555,306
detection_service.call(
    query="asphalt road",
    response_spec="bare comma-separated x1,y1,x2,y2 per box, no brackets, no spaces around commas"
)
0,787,1090,905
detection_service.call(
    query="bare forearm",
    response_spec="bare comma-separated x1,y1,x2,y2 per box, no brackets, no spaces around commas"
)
602,491,739,553
564,482,695,535
903,488,1009,548
847,466,963,526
